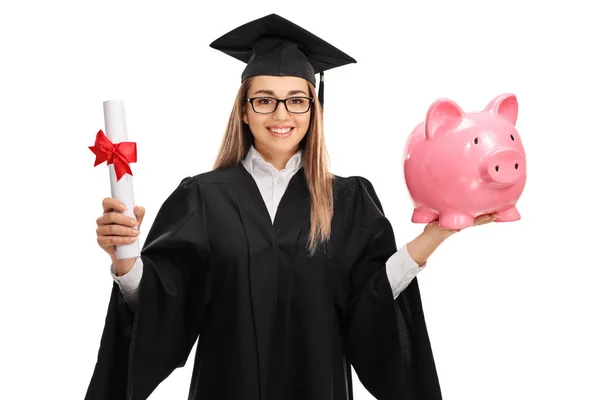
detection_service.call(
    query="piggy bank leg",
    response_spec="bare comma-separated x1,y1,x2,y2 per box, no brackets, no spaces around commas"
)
495,206,521,222
439,213,475,230
412,207,439,224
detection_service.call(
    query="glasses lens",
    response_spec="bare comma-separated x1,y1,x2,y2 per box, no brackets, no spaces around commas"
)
286,97,310,113
252,97,276,113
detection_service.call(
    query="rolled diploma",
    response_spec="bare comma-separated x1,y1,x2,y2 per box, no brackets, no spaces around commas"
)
103,99,140,259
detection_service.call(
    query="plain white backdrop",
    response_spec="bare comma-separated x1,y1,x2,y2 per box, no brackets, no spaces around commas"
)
1,0,598,399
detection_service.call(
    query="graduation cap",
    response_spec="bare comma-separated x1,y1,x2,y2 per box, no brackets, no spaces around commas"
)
209,13,356,108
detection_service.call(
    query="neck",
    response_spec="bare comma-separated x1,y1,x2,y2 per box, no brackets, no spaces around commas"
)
254,144,299,171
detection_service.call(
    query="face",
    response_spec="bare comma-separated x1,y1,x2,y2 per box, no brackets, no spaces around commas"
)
243,75,312,158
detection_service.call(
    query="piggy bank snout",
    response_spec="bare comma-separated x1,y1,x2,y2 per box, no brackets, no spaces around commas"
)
480,147,525,186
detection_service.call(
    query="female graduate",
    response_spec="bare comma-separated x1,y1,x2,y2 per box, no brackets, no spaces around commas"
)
87,13,496,400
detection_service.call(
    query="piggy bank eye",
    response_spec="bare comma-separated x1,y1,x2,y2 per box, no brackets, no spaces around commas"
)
473,137,479,145
510,134,515,141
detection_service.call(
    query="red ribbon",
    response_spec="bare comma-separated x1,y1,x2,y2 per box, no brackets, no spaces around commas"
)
89,129,137,181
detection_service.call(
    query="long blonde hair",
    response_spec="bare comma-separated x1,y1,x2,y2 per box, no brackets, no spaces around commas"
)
213,77,335,257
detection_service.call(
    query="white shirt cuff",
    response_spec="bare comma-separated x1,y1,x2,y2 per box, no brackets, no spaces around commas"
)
386,244,425,300
110,257,143,307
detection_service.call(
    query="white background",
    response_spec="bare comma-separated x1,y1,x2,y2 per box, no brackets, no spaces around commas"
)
1,0,598,399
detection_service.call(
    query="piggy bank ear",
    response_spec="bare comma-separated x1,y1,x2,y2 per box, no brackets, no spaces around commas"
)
425,99,465,140
484,93,518,126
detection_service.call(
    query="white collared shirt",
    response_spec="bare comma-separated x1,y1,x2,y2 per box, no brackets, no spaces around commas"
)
242,145,303,222
111,145,425,308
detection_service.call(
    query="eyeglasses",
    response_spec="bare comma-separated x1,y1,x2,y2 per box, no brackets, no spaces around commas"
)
246,96,314,114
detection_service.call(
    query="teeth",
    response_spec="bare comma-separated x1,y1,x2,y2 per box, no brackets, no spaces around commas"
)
269,127,292,134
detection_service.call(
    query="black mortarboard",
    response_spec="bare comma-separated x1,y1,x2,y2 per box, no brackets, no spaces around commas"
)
209,13,356,108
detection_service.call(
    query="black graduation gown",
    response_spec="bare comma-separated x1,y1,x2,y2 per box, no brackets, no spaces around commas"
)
85,162,442,400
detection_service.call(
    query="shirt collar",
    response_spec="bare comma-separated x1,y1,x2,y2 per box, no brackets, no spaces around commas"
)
243,145,303,175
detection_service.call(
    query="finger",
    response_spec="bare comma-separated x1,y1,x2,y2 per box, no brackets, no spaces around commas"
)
98,235,138,247
472,215,488,225
475,213,497,225
96,211,138,227
96,211,139,227
483,213,498,221
473,215,486,224
96,224,140,237
134,206,145,226
102,197,126,214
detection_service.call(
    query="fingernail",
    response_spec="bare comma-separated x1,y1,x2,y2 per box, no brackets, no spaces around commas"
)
130,218,137,225
120,203,127,210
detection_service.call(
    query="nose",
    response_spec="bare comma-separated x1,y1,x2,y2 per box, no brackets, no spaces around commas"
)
479,147,525,186
273,100,289,120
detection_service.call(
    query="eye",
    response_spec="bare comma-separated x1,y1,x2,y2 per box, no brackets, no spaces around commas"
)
474,137,479,145
510,134,515,141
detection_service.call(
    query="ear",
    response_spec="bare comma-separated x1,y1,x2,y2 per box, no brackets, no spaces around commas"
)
483,93,518,126
242,105,249,125
424,99,465,140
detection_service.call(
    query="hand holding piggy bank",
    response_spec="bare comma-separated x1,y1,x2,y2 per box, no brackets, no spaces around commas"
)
403,93,526,230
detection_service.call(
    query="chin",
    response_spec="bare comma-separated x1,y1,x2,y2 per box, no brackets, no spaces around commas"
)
272,140,300,152
259,136,299,151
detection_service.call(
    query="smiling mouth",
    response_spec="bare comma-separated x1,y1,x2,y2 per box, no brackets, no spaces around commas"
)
268,127,294,134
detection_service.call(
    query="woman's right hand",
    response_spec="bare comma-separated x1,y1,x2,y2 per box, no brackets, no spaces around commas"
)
96,198,145,274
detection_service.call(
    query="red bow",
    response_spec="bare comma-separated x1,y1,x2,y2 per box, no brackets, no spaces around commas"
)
89,129,137,181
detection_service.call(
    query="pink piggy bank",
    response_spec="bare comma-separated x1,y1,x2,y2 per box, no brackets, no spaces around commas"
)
403,93,526,230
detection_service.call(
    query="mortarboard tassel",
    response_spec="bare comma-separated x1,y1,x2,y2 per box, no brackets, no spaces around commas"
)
318,71,324,109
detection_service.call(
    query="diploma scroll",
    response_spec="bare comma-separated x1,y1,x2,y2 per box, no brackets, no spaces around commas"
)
103,100,140,260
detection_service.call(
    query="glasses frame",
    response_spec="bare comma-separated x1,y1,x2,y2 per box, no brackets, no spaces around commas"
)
246,96,314,114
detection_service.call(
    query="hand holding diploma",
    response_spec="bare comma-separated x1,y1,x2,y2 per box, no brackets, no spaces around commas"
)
96,199,145,276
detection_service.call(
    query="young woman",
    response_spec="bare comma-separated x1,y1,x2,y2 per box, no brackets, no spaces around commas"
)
86,14,496,400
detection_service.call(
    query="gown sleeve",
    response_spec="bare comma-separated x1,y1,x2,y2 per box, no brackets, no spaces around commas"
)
343,177,442,400
85,176,212,400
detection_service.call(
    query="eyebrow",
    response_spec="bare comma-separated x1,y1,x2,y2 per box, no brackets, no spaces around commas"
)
251,89,308,96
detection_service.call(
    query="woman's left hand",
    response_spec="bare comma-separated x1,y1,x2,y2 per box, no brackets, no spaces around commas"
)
424,213,498,238
406,213,498,267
